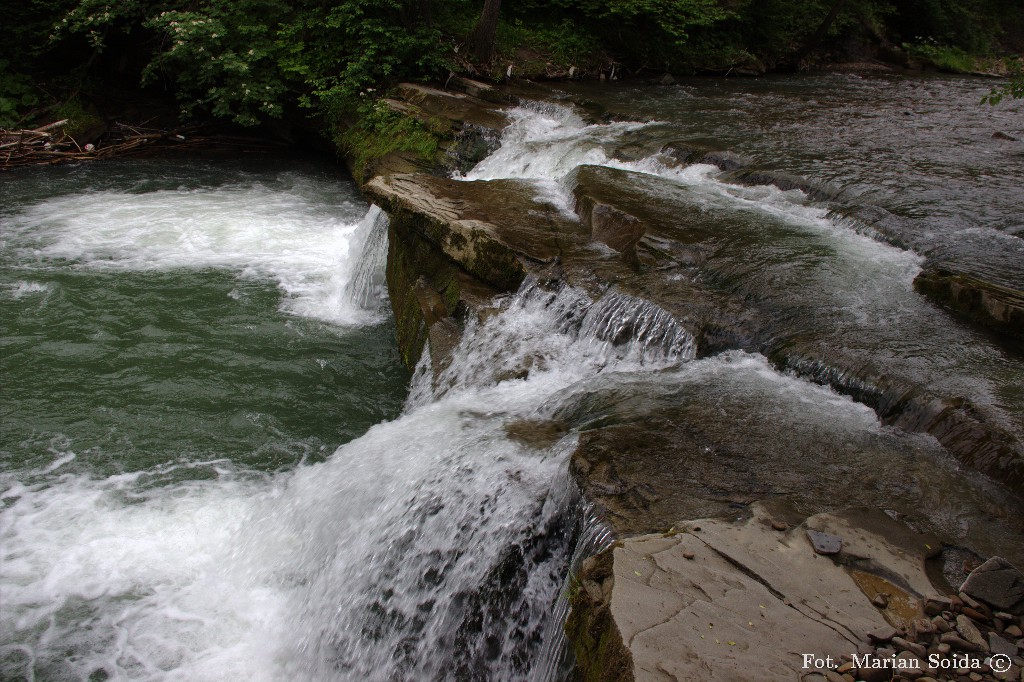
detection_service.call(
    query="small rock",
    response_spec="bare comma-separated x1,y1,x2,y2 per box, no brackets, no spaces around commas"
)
822,670,846,682
951,595,964,611
933,616,952,633
837,662,854,674
913,618,937,637
858,666,894,682
771,519,788,531
682,550,695,560
995,611,1016,621
963,606,990,623
936,642,951,654
868,625,899,643
926,596,952,616
956,614,989,651
874,593,890,608
969,673,982,682
896,651,924,676
960,592,983,610
807,529,843,555
961,557,1024,615
940,632,983,652
993,131,1019,141
990,632,1019,657
893,636,928,658
1005,624,1023,638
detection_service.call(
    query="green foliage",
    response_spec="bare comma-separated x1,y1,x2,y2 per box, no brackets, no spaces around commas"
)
511,0,736,70
495,18,603,67
282,1,454,122
141,2,291,126
338,99,440,181
53,97,103,136
889,0,1011,54
48,0,452,126
10,0,1021,133
0,61,40,128
982,59,1024,105
904,41,979,72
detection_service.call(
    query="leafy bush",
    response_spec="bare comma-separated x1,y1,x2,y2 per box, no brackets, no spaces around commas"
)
904,41,978,73
0,61,40,128
982,58,1024,104
338,99,441,180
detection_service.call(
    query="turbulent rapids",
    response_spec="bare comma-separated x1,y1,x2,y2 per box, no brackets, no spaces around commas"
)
3,75,1023,681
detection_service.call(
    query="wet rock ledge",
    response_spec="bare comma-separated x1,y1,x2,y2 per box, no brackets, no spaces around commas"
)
343,80,1024,681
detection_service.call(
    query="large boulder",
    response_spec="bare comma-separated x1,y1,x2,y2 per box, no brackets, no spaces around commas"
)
961,557,1024,615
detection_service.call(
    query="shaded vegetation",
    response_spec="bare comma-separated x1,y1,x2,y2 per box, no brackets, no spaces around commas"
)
2,0,1022,131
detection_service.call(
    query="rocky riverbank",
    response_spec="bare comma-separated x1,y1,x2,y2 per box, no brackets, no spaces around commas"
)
340,77,1024,680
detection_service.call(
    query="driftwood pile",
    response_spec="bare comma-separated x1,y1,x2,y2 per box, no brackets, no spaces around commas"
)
1,120,285,170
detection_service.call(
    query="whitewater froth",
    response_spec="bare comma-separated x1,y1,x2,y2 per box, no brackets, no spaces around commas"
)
4,179,387,325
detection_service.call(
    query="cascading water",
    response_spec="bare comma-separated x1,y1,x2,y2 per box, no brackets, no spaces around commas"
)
0,158,693,680
4,79,1022,682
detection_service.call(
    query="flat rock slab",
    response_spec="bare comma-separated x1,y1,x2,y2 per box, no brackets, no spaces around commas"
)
576,506,938,682
806,529,843,555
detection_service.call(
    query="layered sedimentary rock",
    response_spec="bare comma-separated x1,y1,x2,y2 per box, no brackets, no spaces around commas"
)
347,80,1024,681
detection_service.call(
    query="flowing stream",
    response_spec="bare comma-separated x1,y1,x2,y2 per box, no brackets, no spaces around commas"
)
2,74,1023,681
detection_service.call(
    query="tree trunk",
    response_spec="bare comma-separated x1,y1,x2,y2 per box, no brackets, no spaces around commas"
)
797,0,850,62
471,0,502,63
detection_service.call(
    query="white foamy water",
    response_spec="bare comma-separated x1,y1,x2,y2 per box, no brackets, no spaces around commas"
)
6,281,53,300
464,103,921,277
4,275,1015,680
4,182,389,325
1,281,694,681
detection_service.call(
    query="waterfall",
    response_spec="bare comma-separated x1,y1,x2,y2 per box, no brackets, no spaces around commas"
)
261,280,694,681
343,205,390,313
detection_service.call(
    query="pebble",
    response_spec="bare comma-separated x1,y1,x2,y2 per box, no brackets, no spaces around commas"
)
963,606,988,622
771,519,788,531
925,596,952,616
806,529,843,555
913,617,937,636
956,614,989,651
892,636,927,658
940,632,983,652
855,578,1024,682
990,631,1018,657
682,550,695,560
959,592,983,610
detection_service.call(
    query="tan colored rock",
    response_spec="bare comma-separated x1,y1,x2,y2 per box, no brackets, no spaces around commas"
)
568,505,940,681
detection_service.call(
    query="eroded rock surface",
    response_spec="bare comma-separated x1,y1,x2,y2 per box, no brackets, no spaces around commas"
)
349,82,1024,681
568,506,942,682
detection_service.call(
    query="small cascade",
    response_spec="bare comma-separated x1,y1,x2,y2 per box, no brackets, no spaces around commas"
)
425,281,695,402
249,281,693,681
343,205,390,313
579,292,696,362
